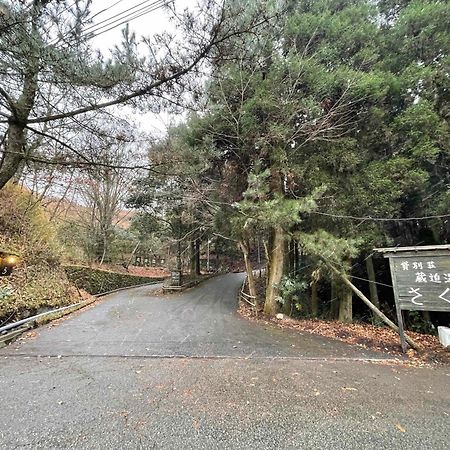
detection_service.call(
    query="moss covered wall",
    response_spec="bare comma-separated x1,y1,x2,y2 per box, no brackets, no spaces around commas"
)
64,265,165,295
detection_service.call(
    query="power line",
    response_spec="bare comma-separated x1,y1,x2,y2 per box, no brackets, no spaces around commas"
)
88,1,173,39
82,0,171,38
90,0,127,21
81,0,162,35
350,275,393,288
312,211,450,222
51,0,170,46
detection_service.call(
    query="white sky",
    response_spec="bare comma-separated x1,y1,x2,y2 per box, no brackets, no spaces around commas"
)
87,0,195,135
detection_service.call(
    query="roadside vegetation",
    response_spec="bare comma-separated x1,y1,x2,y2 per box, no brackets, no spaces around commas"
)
0,184,165,324
0,185,80,324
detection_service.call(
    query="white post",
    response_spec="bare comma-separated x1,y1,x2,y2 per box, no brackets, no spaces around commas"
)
207,240,211,272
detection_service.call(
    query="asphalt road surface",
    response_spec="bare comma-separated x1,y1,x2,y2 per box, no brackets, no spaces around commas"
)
1,273,449,449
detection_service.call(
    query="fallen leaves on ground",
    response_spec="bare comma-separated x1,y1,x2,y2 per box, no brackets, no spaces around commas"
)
238,301,449,367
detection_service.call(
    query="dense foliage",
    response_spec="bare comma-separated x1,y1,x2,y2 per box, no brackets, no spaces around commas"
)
134,0,450,325
1,0,449,329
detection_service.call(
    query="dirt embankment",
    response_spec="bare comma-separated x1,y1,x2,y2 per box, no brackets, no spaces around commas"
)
0,185,83,325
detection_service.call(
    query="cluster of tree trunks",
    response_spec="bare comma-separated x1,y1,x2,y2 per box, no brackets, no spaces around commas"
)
189,237,201,276
240,236,419,349
241,232,386,325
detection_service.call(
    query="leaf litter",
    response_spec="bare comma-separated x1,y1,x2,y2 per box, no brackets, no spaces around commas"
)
238,301,450,367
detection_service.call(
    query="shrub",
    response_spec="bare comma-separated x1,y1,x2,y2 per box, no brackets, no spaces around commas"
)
0,184,79,324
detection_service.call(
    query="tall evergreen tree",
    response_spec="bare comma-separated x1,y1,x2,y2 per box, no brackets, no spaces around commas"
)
181,0,450,318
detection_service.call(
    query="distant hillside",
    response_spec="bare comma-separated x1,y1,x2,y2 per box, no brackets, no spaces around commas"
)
43,196,135,230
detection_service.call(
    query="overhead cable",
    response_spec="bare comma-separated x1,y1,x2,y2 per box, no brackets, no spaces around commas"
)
312,211,450,222
82,0,172,38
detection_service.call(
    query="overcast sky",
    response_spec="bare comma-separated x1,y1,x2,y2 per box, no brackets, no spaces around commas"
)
87,0,194,135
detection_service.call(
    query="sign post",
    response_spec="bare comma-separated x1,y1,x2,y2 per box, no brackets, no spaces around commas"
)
171,270,182,287
375,245,450,352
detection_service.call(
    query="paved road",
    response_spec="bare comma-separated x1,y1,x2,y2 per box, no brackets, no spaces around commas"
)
2,273,387,359
1,273,449,449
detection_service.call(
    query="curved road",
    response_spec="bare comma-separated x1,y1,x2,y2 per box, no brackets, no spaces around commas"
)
3,273,385,359
0,274,449,449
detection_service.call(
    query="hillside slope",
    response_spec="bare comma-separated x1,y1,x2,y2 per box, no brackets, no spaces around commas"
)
0,184,81,324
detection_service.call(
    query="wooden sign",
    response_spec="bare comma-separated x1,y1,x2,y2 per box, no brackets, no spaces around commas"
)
375,245,450,351
389,255,450,312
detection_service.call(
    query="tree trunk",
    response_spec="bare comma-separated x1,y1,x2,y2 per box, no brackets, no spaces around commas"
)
285,240,292,275
239,240,257,302
0,34,39,190
264,225,285,315
330,275,339,319
263,239,270,285
176,240,182,271
338,280,353,323
281,239,293,315
365,255,381,325
257,238,261,267
125,242,140,269
189,237,201,275
99,238,107,265
331,265,419,350
311,279,319,317
0,122,26,190
422,310,431,325
190,239,196,274
293,240,299,275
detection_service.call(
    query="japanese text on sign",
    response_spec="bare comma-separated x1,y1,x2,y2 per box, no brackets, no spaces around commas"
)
391,255,450,312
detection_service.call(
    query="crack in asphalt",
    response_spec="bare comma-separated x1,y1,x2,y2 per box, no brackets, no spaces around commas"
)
2,353,400,362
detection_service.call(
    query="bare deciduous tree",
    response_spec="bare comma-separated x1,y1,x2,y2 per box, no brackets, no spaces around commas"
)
0,0,268,189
